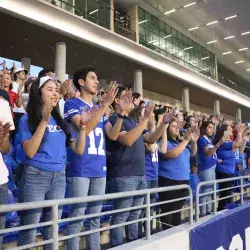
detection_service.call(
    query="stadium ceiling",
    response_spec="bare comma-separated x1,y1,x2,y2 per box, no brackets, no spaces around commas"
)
115,0,250,81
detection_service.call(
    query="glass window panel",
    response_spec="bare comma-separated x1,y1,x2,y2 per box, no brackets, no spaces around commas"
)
160,30,165,38
139,26,145,41
159,20,165,31
165,24,171,34
138,7,145,19
152,25,159,35
151,15,158,26
145,29,152,42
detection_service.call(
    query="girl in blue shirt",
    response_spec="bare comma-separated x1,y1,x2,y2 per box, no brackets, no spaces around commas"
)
17,76,89,249
197,121,225,216
214,124,243,211
158,120,198,230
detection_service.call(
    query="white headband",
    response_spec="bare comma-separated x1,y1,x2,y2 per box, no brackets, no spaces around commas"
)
39,76,54,88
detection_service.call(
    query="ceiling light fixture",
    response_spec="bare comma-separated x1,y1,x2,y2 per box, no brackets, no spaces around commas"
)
206,20,218,26
241,31,250,36
202,68,210,71
207,40,217,44
184,2,197,8
188,26,199,31
148,40,156,44
89,9,98,15
222,51,232,55
163,34,172,38
235,60,244,64
138,20,147,24
164,9,176,15
224,15,237,20
183,46,193,51
224,35,235,40
201,56,210,60
238,48,248,51
247,69,250,71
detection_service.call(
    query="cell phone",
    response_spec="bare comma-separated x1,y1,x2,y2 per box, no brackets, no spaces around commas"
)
224,131,230,137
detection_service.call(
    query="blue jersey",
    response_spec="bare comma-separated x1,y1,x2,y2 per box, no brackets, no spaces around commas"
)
145,144,159,180
64,97,108,177
19,114,67,171
159,140,190,181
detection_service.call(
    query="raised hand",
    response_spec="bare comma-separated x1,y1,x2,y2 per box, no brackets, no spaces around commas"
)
0,121,11,144
80,107,91,128
42,100,53,122
59,79,71,97
144,104,155,120
119,89,133,112
184,128,192,142
103,81,119,107
191,127,200,142
163,111,174,124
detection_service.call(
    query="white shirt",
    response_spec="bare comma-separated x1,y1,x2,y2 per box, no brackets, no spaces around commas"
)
12,81,26,113
0,152,8,185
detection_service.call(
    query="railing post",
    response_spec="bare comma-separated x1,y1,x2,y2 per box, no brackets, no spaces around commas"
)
240,178,244,205
189,187,193,225
52,204,59,250
145,192,151,240
195,184,200,222
213,182,217,215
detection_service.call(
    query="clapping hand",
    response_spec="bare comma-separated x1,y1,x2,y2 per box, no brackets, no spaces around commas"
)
119,89,133,112
0,121,11,144
59,80,71,97
80,107,91,129
42,100,53,122
163,110,174,124
183,128,192,142
144,104,155,120
191,127,200,142
103,81,119,107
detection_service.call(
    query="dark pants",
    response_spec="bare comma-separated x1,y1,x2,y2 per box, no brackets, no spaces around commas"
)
158,177,188,230
216,170,233,211
0,183,8,248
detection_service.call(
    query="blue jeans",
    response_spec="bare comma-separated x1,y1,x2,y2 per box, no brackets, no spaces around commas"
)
18,166,66,250
139,179,158,237
199,165,216,216
0,183,8,248
110,176,147,247
66,177,106,250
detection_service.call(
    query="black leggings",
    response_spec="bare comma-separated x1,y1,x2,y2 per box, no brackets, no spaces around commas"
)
158,177,189,230
216,170,233,211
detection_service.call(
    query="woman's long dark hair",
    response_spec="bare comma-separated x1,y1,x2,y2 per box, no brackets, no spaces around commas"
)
214,124,229,145
26,78,71,143
129,106,143,123
167,121,180,143
200,121,214,137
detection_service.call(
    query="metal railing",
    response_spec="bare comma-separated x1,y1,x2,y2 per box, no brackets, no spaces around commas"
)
195,175,250,222
0,184,192,250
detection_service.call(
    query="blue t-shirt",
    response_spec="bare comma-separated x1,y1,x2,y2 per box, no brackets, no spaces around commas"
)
64,97,108,177
159,140,190,180
19,114,67,171
197,136,217,170
145,144,158,180
106,114,145,178
216,141,235,174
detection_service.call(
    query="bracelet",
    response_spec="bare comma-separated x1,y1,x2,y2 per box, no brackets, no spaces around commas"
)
117,113,125,119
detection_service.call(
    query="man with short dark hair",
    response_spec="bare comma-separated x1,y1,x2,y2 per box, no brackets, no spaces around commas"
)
107,87,170,247
64,68,132,250
38,68,55,78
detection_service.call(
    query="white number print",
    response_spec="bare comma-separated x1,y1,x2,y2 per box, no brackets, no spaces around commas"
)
88,128,105,155
152,145,159,162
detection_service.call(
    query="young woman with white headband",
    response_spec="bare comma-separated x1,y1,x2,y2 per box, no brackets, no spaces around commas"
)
17,76,90,249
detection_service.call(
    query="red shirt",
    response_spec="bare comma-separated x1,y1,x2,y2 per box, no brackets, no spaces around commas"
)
8,90,18,109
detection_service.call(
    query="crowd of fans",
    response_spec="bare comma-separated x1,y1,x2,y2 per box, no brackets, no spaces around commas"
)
0,62,250,249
